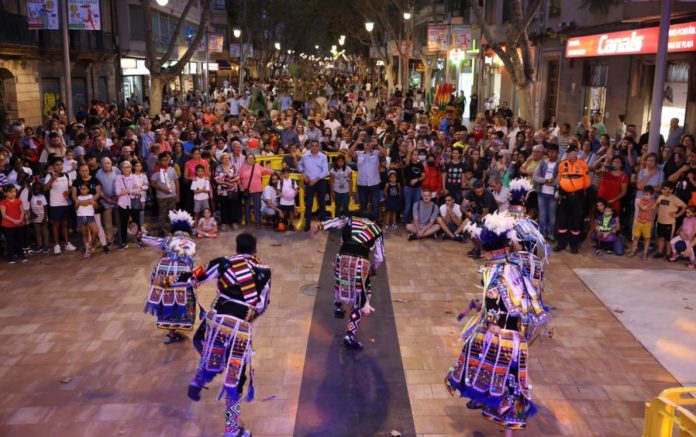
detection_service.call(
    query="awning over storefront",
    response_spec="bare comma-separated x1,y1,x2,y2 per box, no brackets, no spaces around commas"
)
566,21,696,58
217,60,232,70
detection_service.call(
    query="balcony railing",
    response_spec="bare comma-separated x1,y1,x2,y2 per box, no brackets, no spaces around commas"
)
0,11,39,46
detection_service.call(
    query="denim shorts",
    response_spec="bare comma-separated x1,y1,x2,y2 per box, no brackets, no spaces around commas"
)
77,216,95,227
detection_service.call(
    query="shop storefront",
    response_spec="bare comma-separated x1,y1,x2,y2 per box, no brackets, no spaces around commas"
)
564,20,696,138
120,58,149,104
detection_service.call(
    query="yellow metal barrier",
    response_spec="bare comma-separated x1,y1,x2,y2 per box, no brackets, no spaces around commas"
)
643,387,696,437
256,152,360,229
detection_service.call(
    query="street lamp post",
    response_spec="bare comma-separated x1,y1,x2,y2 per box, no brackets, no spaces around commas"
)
234,28,244,95
204,23,209,105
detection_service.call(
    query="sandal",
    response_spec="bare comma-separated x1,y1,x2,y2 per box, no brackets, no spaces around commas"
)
163,333,184,344
640,253,648,260
627,251,636,257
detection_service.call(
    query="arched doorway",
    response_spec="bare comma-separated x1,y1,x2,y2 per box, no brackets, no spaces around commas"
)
0,68,16,116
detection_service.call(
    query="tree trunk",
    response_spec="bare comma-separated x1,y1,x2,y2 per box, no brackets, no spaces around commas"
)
423,61,432,92
384,57,396,94
149,74,164,117
515,81,534,125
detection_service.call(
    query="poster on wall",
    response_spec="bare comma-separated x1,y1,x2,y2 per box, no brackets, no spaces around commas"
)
27,0,59,30
208,33,225,53
68,0,101,30
428,24,448,53
388,40,413,57
451,25,472,51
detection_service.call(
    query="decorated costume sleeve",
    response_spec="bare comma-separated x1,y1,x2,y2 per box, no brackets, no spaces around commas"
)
254,275,271,315
139,235,165,249
371,235,385,271
319,216,350,231
171,256,225,287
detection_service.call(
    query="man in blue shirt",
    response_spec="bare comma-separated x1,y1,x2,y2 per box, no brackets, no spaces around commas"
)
279,120,300,153
279,90,293,112
299,140,329,231
349,137,387,221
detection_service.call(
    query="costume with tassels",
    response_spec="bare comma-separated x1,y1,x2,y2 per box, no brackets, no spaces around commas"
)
507,179,552,308
446,212,549,431
140,210,198,344
314,215,385,350
172,233,271,437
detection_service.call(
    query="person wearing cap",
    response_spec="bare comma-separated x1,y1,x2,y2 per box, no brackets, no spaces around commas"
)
554,143,590,254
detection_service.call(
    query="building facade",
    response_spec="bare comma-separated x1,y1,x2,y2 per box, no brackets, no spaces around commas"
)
0,0,118,126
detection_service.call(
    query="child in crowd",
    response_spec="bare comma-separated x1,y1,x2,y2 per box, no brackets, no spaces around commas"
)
384,170,402,229
0,184,27,263
592,199,624,256
261,173,281,226
277,169,298,229
191,164,212,223
329,155,352,218
628,185,656,260
29,181,49,253
65,149,78,181
76,183,100,258
669,205,696,268
196,207,218,238
654,182,687,259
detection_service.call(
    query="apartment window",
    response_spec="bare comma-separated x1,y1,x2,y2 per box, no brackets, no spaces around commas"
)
545,60,560,121
549,0,561,17
214,0,226,9
129,5,145,41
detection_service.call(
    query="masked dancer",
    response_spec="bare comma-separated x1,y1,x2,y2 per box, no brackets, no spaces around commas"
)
446,212,549,434
312,215,385,350
140,210,197,344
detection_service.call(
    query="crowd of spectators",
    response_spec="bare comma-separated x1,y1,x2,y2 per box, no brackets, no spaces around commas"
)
1,76,695,268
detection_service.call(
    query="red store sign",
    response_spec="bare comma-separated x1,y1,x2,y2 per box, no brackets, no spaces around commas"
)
565,21,696,58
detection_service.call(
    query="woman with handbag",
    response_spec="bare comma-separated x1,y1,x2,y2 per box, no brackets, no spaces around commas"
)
239,154,275,227
215,153,242,231
115,160,143,250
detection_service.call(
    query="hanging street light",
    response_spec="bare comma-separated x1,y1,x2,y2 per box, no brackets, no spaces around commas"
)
274,42,281,50
156,0,169,6
233,28,241,38
403,12,411,20
365,22,374,32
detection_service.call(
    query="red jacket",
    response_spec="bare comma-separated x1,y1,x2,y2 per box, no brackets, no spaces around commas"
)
422,164,442,197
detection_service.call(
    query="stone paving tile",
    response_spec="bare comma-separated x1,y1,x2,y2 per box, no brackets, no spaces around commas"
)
383,229,681,437
0,226,685,437
0,229,324,437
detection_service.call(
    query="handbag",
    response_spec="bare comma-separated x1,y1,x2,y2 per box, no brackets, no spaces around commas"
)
241,164,255,199
122,177,144,210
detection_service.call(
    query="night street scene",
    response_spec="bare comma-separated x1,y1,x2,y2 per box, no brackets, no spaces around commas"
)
0,0,695,436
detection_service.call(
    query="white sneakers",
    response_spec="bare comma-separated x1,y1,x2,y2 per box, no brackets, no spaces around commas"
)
53,243,77,255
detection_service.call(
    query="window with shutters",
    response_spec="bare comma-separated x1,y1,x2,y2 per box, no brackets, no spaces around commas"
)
129,5,145,41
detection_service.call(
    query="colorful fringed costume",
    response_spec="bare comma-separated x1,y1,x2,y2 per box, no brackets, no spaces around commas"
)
447,212,549,430
175,250,271,437
141,211,198,338
317,215,385,349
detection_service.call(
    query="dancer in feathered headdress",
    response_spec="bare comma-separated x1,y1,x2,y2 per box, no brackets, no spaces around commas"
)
138,210,198,344
447,212,548,434
508,177,534,217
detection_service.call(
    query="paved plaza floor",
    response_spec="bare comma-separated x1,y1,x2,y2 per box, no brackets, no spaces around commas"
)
0,228,690,437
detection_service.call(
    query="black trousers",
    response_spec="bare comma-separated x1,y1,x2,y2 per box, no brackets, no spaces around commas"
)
3,226,25,260
304,179,327,223
557,190,585,247
118,207,141,244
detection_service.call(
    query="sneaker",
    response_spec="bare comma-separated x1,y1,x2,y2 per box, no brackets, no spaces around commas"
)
8,258,16,264
53,244,62,255
688,262,695,270
102,246,111,254
606,250,613,255
19,257,28,263
669,253,680,262
407,233,418,241
342,335,363,350
118,243,129,250
442,234,452,240
64,242,77,252
453,235,464,242
41,247,50,254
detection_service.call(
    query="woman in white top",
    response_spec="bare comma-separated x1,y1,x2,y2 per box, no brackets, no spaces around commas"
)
115,161,143,250
261,173,282,220
133,161,150,229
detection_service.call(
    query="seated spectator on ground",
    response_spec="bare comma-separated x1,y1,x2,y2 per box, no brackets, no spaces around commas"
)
437,193,466,241
406,190,440,240
591,199,625,256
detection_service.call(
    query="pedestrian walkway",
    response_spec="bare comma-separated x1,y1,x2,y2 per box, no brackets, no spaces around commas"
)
0,230,685,437
294,233,415,437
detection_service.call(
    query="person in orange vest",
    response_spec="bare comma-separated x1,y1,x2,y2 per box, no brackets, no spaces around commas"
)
554,144,591,254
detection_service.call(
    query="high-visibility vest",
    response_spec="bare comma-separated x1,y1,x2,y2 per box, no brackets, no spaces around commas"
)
558,159,590,193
